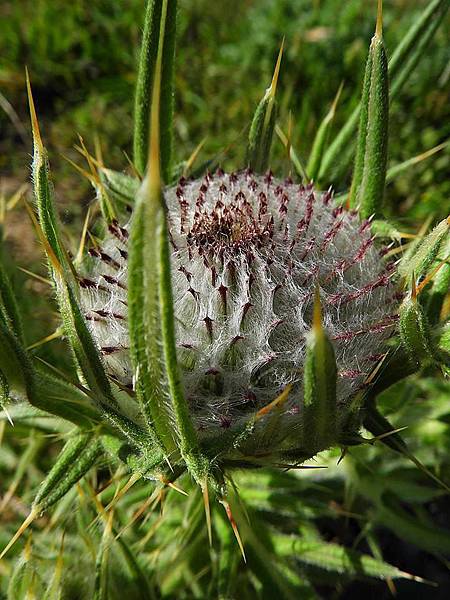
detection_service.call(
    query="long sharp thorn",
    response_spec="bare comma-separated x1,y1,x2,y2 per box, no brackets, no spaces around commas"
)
26,328,63,351
416,257,449,295
104,472,142,513
0,508,39,560
255,383,292,421
3,408,14,427
370,426,409,443
202,482,212,547
17,267,51,286
364,352,388,385
376,0,383,38
220,499,246,563
62,155,97,184
75,207,91,265
313,285,322,332
268,37,284,101
25,68,43,153
261,37,284,140
408,454,450,494
337,448,348,465
330,81,344,116
183,138,207,177
229,475,251,525
94,134,104,167
23,200,63,275
167,481,189,497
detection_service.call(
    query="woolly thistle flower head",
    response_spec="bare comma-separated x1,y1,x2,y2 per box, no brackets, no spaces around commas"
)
81,169,399,461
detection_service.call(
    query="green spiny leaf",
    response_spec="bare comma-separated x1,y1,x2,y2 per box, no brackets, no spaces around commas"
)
0,260,24,343
318,0,448,184
129,0,212,490
369,218,407,240
27,75,119,413
349,2,389,218
128,4,177,455
426,234,450,322
26,71,70,273
100,168,140,205
399,290,435,366
133,0,177,180
99,404,157,452
303,289,337,450
0,434,101,560
33,432,102,513
376,492,450,555
398,217,449,281
286,538,427,583
0,319,95,427
127,197,174,451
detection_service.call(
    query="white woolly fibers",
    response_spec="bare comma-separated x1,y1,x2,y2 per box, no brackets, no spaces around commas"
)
80,170,398,454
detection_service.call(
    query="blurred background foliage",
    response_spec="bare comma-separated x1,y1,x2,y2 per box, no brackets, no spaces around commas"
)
1,0,449,219
0,0,449,598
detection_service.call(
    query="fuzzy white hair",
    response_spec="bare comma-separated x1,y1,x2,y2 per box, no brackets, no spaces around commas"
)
80,170,398,453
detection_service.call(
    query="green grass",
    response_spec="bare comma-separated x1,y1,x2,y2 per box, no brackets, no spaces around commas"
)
1,0,449,217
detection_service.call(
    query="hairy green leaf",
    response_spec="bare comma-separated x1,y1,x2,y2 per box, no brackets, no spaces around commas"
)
100,168,140,205
318,0,449,184
303,290,337,450
399,294,434,366
398,217,449,281
290,538,426,582
133,0,177,180
0,260,24,343
34,432,103,513
349,9,389,217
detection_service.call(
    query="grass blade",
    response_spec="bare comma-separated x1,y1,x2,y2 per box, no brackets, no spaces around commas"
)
386,140,448,183
306,83,343,182
247,40,283,173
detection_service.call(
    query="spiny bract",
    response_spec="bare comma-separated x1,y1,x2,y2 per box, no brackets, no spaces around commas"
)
81,169,398,459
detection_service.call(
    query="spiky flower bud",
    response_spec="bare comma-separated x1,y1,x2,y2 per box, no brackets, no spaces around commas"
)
81,170,398,461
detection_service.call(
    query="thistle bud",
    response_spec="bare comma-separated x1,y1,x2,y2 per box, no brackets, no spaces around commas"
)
81,170,398,461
